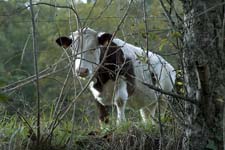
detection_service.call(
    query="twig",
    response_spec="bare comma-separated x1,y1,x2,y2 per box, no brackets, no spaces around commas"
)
60,0,134,120
183,1,225,24
28,2,81,27
20,34,31,67
159,0,176,30
83,0,98,27
222,8,225,150
223,102,225,150
8,101,35,135
139,79,197,104
29,0,40,147
157,95,163,150
143,0,149,52
90,0,113,26
1,48,76,93
46,66,73,143
1,65,69,93
20,8,40,67
47,0,134,134
142,3,165,143
53,66,72,118
0,48,98,93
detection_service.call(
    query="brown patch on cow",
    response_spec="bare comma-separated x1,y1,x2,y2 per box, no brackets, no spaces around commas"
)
95,34,136,97
98,33,113,46
92,33,136,125
122,58,135,96
95,100,109,124
151,72,157,86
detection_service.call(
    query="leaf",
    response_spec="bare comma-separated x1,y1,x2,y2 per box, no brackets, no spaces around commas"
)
149,33,158,41
0,93,9,102
135,53,148,64
141,32,147,39
176,81,183,86
159,38,168,51
206,140,217,150
216,98,224,103
179,89,185,94
171,31,182,38
0,80,6,87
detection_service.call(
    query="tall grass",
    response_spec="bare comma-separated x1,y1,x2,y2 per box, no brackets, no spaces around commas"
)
0,108,183,150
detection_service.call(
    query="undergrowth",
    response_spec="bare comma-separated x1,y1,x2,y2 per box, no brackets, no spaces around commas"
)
0,112,183,150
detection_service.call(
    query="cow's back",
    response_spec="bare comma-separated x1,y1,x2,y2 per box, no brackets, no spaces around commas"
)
113,38,175,109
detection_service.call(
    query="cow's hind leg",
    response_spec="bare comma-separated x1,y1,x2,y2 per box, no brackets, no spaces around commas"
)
158,95,168,117
115,80,128,125
140,96,168,125
140,105,157,125
115,98,127,125
140,108,148,124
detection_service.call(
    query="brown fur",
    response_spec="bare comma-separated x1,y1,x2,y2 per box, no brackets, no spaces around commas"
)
93,33,136,124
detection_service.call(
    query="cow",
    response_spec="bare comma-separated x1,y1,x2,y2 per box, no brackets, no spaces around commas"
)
56,28,176,125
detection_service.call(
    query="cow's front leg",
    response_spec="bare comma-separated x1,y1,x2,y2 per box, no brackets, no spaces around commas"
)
89,81,109,127
95,100,109,125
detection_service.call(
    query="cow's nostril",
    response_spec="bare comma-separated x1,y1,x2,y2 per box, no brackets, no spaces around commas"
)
84,68,88,73
77,68,89,77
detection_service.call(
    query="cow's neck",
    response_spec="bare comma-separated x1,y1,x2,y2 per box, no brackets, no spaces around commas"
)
94,42,135,96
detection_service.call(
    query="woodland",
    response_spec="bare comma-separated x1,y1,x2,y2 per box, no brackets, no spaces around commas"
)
0,0,224,150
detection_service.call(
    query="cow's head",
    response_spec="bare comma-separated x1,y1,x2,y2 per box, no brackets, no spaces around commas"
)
56,28,113,77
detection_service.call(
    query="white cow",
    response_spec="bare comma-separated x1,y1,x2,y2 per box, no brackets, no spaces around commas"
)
56,28,176,125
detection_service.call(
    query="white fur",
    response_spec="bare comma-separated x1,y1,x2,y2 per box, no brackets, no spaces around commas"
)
70,28,100,76
69,28,176,124
89,81,103,104
113,38,176,109
89,79,128,124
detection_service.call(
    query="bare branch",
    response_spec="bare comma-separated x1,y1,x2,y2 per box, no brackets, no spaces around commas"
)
27,2,81,27
143,0,149,52
159,0,176,30
20,34,31,67
83,0,98,26
1,65,69,93
29,0,40,146
183,1,225,23
47,0,135,133
139,79,197,104
90,0,113,26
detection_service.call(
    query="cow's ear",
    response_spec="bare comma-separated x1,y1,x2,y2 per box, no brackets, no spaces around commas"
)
56,36,72,48
98,33,113,46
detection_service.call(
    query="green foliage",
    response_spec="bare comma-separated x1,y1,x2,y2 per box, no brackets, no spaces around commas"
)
159,38,169,51
0,0,180,111
206,139,217,150
175,70,185,95
135,53,148,64
0,93,9,102
0,0,183,149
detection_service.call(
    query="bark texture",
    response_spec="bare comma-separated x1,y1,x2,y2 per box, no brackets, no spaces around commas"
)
181,0,225,149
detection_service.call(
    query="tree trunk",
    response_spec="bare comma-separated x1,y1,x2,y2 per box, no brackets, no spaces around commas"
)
181,0,225,149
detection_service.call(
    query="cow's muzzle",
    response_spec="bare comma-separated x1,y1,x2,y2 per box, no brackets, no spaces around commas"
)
76,67,89,77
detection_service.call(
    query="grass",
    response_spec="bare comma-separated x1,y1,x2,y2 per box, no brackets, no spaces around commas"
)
0,108,183,150
0,115,28,150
